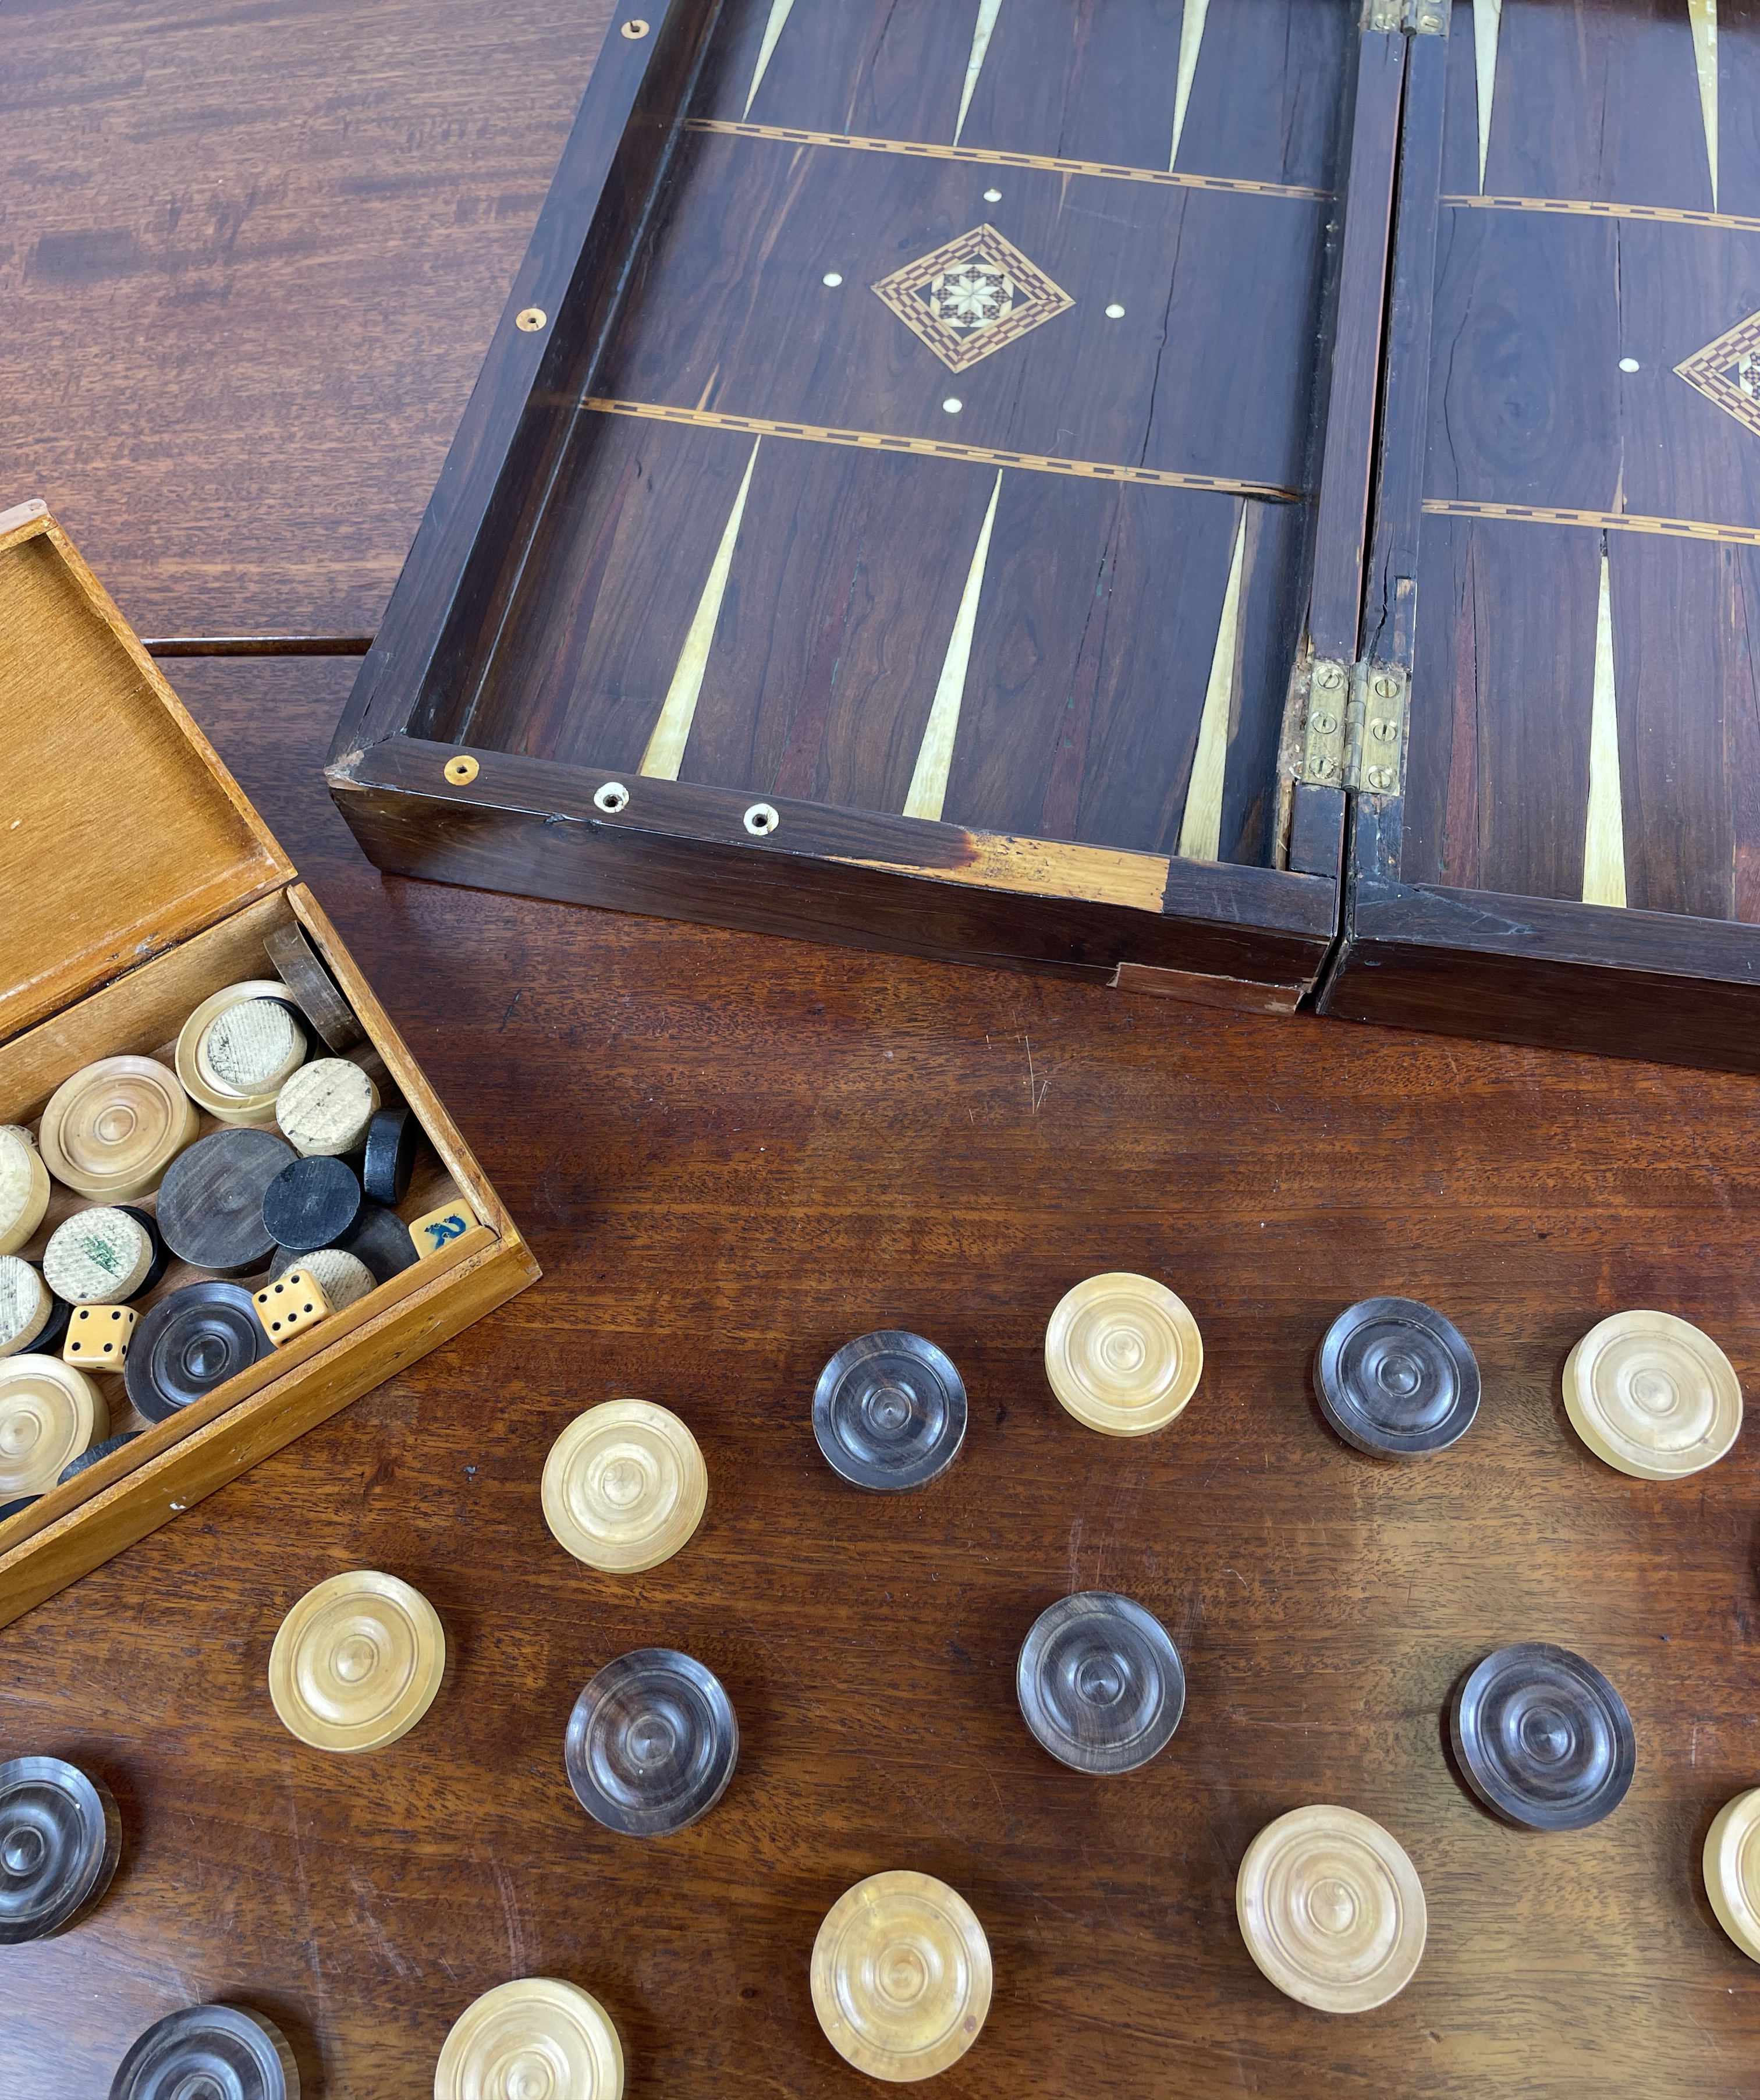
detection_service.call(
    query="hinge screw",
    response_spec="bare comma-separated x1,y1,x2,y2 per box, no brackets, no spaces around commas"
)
1366,766,1397,790
1308,757,1337,781
1372,675,1402,700
1368,718,1398,743
1314,664,1345,690
1310,710,1339,735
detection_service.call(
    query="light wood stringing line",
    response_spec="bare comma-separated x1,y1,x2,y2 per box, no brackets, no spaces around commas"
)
1582,551,1627,909
1442,194,1760,235
903,471,1003,823
954,0,1003,148
681,120,1332,200
743,0,797,121
640,437,762,782
1175,505,1245,864
1422,499,1760,548
584,399,1298,501
1171,0,1209,172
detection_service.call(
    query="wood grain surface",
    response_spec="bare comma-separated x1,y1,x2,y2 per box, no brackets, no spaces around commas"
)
5,654,1760,2098
9,5,1760,2096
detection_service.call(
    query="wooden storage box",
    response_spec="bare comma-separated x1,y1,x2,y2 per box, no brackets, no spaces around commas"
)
325,0,1415,1016
329,0,1760,1073
0,499,539,1631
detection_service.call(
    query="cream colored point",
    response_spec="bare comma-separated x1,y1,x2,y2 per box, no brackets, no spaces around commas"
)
812,1870,992,2083
268,1569,445,1752
0,1357,104,1496
0,1257,52,1359
1044,1271,1202,1435
43,1208,154,1304
276,1058,379,1158
1563,1310,1742,1478
0,1130,50,1257
1236,1804,1427,2014
1705,1789,1760,1963
542,1400,707,1573
434,1977,624,2100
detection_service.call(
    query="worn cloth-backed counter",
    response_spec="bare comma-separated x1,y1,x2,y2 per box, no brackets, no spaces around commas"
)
5,5,1760,2098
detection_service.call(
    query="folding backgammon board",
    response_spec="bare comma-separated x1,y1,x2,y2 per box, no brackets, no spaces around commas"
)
328,0,1760,1073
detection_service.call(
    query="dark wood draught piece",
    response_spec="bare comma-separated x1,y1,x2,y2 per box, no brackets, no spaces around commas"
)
260,1154,363,1253
125,1282,271,1423
1450,1642,1637,1831
565,1648,738,1838
155,1129,296,1273
335,1202,418,1282
1314,1296,1480,1460
57,1431,141,1484
264,918,364,1053
0,1755,122,1943
812,1329,967,1491
361,1105,418,1206
108,2003,300,2100
1017,1590,1186,1775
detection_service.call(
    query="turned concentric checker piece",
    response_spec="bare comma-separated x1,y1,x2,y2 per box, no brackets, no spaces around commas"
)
1563,1311,1742,1479
125,1282,270,1423
1237,1804,1427,2013
176,980,307,1125
1705,1789,1760,1963
1017,1591,1185,1775
813,1331,967,1491
0,1755,122,1943
0,1357,104,1498
1044,1272,1202,1435
264,918,365,1053
1315,1297,1480,1460
1450,1642,1635,1831
269,1570,445,1753
108,2003,299,2100
542,1400,707,1572
434,1977,624,2100
565,1649,737,1837
811,1870,992,2082
37,1056,198,1201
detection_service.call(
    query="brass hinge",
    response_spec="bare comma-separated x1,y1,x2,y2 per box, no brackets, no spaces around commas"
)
1300,658,1408,797
1365,0,1446,31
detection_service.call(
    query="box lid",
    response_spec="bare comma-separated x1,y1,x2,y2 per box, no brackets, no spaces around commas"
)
0,501,294,1044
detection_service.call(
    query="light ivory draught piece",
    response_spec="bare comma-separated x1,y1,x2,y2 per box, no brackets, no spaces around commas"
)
0,1259,54,1360
275,1059,379,1158
42,1209,155,1305
0,1357,104,1498
434,1977,624,2100
279,1247,375,1312
178,980,306,1125
811,1870,992,2082
1236,1804,1427,2013
37,1056,197,1201
1563,1310,1742,1478
543,1400,708,1572
268,1570,445,1753
1705,1788,1760,1963
1044,1272,1202,1435
0,1131,49,1258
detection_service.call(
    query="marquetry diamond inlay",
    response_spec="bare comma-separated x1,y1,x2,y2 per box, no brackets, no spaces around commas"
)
1675,307,1760,442
872,224,1074,373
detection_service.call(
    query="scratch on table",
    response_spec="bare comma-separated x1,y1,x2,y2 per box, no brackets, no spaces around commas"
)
492,1856,528,1973
1018,1031,1050,1115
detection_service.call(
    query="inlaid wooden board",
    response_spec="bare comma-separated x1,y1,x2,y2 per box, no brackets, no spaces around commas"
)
0,0,611,638
6,655,1760,2098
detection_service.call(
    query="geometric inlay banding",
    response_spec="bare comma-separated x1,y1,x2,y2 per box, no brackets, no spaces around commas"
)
872,223,1074,373
1674,306,1760,441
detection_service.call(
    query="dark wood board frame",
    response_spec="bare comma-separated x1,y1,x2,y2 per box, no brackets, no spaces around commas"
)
328,0,1394,1011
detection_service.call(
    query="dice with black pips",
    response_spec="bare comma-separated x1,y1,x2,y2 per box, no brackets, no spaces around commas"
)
62,1304,137,1370
252,1269,333,1347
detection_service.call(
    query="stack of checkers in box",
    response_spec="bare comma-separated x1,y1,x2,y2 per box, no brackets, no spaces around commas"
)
0,921,477,1526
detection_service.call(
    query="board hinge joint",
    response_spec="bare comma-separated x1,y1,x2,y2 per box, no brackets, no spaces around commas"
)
1301,659,1407,797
